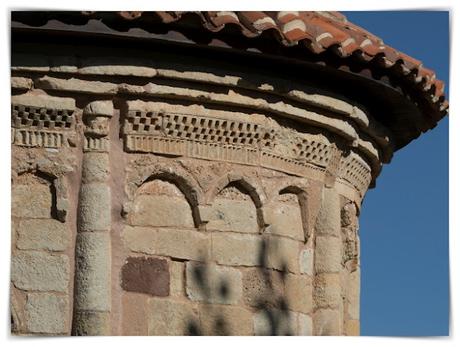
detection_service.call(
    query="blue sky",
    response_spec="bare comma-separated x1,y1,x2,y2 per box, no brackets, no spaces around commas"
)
342,11,449,336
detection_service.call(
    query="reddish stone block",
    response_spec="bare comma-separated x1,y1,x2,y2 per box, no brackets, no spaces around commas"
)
121,257,170,296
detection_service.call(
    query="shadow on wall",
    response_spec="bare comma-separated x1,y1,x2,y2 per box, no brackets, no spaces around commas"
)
186,237,294,336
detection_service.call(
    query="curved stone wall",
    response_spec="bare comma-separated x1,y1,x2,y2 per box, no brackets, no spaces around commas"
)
10,46,381,336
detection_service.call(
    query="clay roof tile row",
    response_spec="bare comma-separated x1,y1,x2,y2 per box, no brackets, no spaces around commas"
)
13,11,448,120
114,11,447,117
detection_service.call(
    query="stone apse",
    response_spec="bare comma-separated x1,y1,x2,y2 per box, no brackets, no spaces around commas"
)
10,11,448,336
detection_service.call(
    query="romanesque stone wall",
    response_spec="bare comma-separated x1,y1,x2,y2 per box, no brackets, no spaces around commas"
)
10,45,377,335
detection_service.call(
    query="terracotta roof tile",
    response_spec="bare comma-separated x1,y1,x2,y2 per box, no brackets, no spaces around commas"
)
12,11,448,119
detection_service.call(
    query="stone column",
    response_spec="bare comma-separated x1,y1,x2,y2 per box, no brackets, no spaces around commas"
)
313,187,343,335
73,101,113,335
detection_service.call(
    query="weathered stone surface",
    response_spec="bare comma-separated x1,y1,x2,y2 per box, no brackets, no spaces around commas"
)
313,309,341,336
298,313,313,336
79,58,157,77
186,262,242,305
345,319,360,336
314,273,341,309
11,77,33,90
121,256,170,296
82,153,109,183
25,293,68,334
266,235,301,273
212,232,261,266
122,226,210,261
207,199,259,233
11,93,75,110
84,115,110,137
75,232,111,311
300,248,314,276
170,261,185,297
73,310,110,336
83,100,114,117
253,308,297,336
315,188,341,236
285,274,312,314
12,184,52,218
35,76,118,95
11,251,69,292
315,235,342,273
148,298,198,335
131,195,195,228
122,293,148,336
17,219,69,251
242,268,284,308
266,201,304,240
200,304,253,335
78,183,111,231
348,268,360,320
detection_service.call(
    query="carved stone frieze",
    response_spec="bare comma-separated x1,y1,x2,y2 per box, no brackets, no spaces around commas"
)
122,105,373,196
11,103,75,148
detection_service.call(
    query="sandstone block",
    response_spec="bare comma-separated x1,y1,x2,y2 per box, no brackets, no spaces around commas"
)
285,274,312,314
253,308,297,336
121,256,170,296
82,153,110,183
17,219,69,251
79,58,157,77
300,248,314,276
266,235,301,273
298,313,313,336
35,76,118,95
313,309,341,336
200,304,253,335
122,293,148,336
11,251,69,292
313,273,341,309
170,261,185,297
315,235,342,273
315,188,341,236
242,268,284,308
207,199,259,233
11,93,75,110
348,268,360,320
148,298,198,335
212,232,261,266
73,310,110,336
186,262,242,305
265,203,304,241
131,195,195,228
11,77,33,90
122,226,210,261
12,184,52,218
75,232,111,311
78,183,111,231
25,293,68,334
